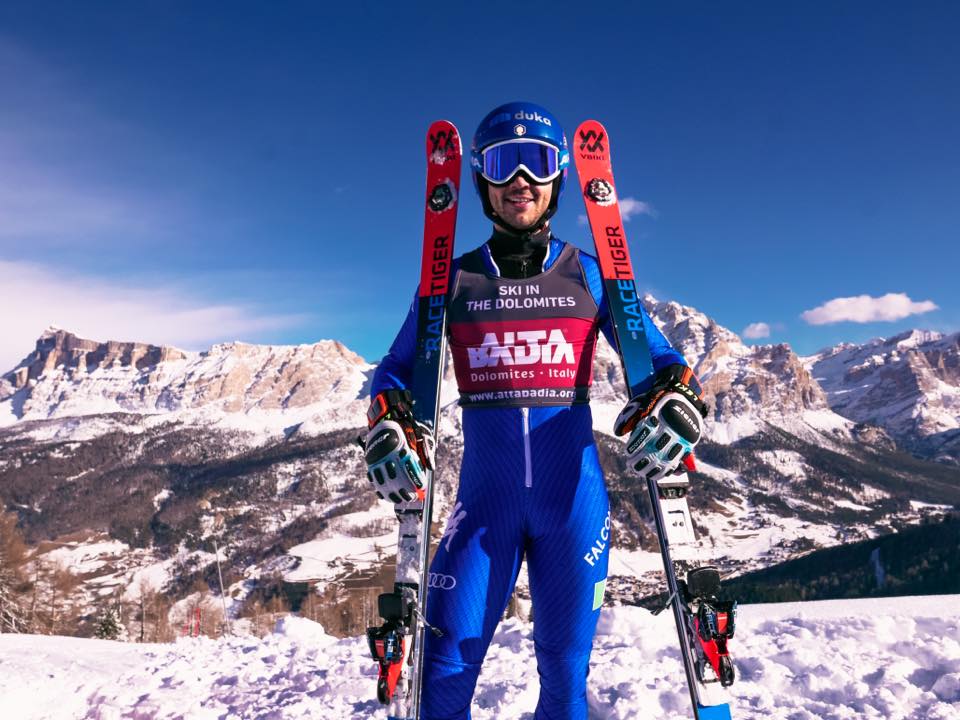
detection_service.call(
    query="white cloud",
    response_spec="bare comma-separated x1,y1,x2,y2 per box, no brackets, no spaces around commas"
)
0,260,308,373
743,322,771,339
577,196,657,225
801,293,939,325
619,198,658,221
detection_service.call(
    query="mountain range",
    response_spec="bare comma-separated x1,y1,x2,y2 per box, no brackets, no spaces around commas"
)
0,296,956,635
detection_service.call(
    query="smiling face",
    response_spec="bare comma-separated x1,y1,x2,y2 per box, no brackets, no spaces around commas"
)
487,173,553,232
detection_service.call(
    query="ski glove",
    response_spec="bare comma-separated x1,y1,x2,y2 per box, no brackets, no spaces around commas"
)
360,389,435,504
614,364,708,480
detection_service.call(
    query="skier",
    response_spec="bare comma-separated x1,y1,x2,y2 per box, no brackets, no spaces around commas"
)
364,101,708,720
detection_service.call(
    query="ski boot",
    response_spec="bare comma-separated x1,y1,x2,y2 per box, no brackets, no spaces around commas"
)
367,623,405,704
366,588,411,704
682,566,737,688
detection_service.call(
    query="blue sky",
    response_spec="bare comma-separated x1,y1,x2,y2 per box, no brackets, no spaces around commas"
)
0,2,957,370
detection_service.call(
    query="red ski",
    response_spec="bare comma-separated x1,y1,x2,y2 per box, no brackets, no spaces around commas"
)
366,120,461,720
574,119,735,720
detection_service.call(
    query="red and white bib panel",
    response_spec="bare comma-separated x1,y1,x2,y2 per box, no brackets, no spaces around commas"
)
448,244,601,407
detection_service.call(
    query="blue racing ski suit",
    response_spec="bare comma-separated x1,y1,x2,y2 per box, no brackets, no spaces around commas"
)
371,236,687,720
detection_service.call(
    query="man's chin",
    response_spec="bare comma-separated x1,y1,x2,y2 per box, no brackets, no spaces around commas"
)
504,214,538,230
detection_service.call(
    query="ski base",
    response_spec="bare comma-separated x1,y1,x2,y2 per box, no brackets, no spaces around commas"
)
697,703,733,720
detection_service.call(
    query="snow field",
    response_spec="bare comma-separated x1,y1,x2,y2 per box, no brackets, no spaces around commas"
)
0,597,957,719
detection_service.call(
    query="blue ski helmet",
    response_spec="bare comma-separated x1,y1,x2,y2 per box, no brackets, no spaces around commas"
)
471,101,569,230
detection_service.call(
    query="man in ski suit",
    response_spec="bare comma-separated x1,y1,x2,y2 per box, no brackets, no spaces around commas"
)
364,102,708,720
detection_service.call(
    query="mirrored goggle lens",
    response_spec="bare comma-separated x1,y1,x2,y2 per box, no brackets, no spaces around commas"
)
482,141,559,184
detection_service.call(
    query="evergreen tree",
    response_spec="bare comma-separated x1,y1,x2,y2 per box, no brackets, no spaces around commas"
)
94,605,123,640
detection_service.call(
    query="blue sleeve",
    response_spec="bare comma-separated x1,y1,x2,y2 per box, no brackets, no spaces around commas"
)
371,257,461,400
580,251,688,380
370,289,419,398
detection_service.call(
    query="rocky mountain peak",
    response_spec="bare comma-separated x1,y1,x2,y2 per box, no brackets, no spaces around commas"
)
39,324,65,339
0,330,372,433
808,329,960,461
3,329,188,392
642,295,749,376
885,329,945,351
635,296,827,442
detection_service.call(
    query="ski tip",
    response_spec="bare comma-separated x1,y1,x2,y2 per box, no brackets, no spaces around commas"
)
426,120,461,148
426,121,462,165
572,119,611,168
428,119,459,132
574,118,609,138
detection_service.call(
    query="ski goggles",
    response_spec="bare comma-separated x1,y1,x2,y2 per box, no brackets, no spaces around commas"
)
476,139,567,185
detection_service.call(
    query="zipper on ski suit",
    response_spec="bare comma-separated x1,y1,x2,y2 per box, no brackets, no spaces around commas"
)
521,407,532,488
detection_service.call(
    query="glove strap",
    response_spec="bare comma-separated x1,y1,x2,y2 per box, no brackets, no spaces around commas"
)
367,389,415,428
653,366,708,419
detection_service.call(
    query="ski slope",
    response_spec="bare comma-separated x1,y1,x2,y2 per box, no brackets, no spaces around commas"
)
1,596,957,720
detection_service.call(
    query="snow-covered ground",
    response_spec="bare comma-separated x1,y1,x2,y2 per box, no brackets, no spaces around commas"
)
1,596,958,720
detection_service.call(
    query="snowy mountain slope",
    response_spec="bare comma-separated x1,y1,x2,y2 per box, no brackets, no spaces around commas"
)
805,329,960,464
4,410,947,639
1,596,957,720
1,301,957,639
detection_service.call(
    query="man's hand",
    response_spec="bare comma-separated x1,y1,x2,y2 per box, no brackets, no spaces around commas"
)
614,365,708,480
360,389,434,504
